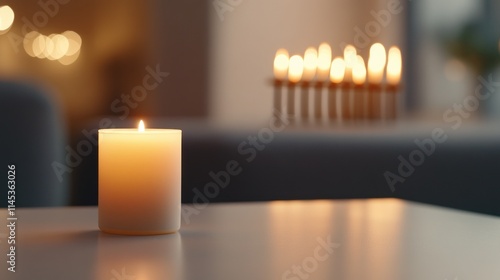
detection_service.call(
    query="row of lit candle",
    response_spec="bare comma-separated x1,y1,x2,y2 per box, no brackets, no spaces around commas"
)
273,43,402,87
272,43,402,123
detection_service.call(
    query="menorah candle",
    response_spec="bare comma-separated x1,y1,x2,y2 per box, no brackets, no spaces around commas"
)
352,55,367,120
316,43,332,82
340,83,351,121
287,55,304,122
368,43,387,120
343,45,356,84
327,85,336,121
302,47,318,123
329,57,346,121
273,49,289,119
343,45,357,120
313,43,332,122
386,46,402,120
368,85,381,120
299,83,310,123
313,83,323,121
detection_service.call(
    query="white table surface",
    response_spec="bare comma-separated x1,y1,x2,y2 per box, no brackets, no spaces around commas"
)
1,198,500,280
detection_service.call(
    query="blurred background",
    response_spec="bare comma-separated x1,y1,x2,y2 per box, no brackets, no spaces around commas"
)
1,0,500,214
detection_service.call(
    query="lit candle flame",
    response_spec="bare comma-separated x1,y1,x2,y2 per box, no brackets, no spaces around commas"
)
329,57,345,84
352,55,366,86
343,45,357,82
288,55,304,83
343,45,357,68
387,46,402,86
368,43,386,85
302,47,318,82
138,120,145,132
273,48,289,81
317,42,332,81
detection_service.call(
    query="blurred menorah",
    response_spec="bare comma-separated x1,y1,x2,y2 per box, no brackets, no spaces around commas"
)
272,43,402,125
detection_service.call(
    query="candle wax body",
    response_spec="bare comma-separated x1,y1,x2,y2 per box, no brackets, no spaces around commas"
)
99,129,182,235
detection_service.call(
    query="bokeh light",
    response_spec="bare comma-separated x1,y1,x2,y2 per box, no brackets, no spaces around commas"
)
330,57,345,84
48,34,69,60
303,47,318,82
0,6,15,32
23,30,82,65
352,55,367,85
23,31,40,57
288,55,304,83
273,48,289,80
62,30,82,56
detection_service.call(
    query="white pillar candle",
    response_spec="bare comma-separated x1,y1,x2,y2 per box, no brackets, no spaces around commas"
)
98,120,181,235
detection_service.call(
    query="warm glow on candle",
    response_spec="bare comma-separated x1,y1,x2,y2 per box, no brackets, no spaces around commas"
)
99,126,182,235
343,45,357,70
329,57,345,84
343,45,357,83
138,120,145,132
288,55,304,83
387,46,402,86
303,47,318,82
317,42,332,81
368,43,387,85
352,55,366,86
273,48,289,81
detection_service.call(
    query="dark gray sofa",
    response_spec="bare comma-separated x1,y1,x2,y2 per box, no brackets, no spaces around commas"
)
72,118,500,216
